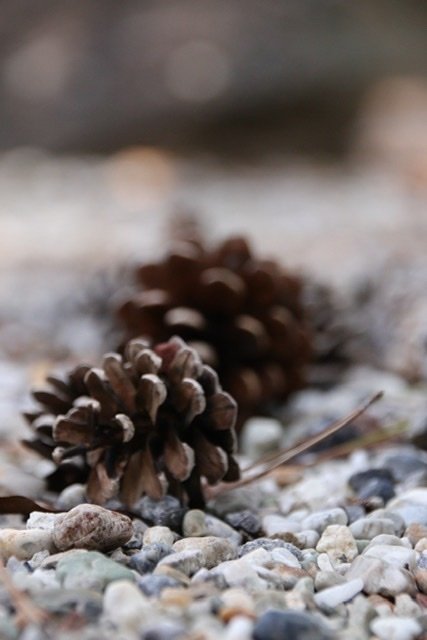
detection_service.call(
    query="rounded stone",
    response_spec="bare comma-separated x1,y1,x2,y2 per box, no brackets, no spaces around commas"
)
252,610,333,640
172,536,236,568
0,528,56,560
349,517,397,540
129,543,174,574
370,616,422,640
313,578,364,610
316,525,358,566
52,504,133,552
302,508,348,534
142,526,175,547
103,579,150,633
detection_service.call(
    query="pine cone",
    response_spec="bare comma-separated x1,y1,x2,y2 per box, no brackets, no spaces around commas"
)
117,236,312,424
23,336,239,508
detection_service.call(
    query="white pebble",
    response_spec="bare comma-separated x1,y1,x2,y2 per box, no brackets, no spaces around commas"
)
314,577,364,609
370,616,422,640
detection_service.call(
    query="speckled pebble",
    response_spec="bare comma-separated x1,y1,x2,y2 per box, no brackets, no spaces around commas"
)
156,549,204,576
362,543,414,568
346,555,416,597
137,573,181,597
316,525,358,566
182,510,241,544
239,537,302,560
173,536,236,568
52,504,133,552
225,510,262,536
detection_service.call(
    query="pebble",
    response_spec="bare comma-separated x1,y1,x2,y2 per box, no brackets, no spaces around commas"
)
129,543,174,574
346,556,416,596
293,530,320,549
225,510,262,536
223,616,254,640
137,573,181,597
56,550,134,590
26,512,57,531
349,517,397,539
103,579,150,634
314,570,346,591
252,609,333,640
55,484,86,510
387,501,427,527
157,549,204,576
52,504,133,552
0,528,56,560
364,534,411,550
314,577,364,610
239,538,302,561
240,417,283,458
142,526,175,547
218,588,255,622
316,525,358,565
262,514,301,536
302,508,348,533
404,522,427,546
172,536,236,568
382,452,427,482
362,544,415,568
183,510,241,544
135,496,187,530
370,616,422,640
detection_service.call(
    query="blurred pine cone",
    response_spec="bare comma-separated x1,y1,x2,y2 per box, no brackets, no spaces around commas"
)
23,336,239,508
117,236,312,425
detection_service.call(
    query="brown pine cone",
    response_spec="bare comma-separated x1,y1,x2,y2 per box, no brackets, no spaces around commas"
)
23,336,239,508
117,236,312,425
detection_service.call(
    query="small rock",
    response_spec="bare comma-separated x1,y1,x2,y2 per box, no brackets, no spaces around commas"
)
129,543,174,574
26,512,57,531
183,510,241,544
370,616,422,640
394,593,422,617
103,579,150,634
349,517,397,539
293,530,320,549
137,574,181,597
160,586,192,607
302,508,347,534
347,556,416,597
55,484,86,510
262,514,301,536
362,544,414,568
225,510,262,536
56,550,134,590
382,452,427,482
314,577,364,610
252,609,333,640
314,570,346,591
387,502,427,528
52,504,133,552
156,549,204,576
358,478,395,503
405,522,427,546
364,534,411,550
172,536,236,568
135,495,187,530
316,525,358,566
239,538,302,561
0,528,55,560
142,526,175,547
218,588,255,622
415,537,427,553
343,504,366,524
241,417,283,458
223,616,254,640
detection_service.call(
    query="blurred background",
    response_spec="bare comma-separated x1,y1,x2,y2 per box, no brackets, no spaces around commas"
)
1,0,427,436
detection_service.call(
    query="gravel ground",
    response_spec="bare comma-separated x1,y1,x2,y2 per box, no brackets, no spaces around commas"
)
2,149,427,639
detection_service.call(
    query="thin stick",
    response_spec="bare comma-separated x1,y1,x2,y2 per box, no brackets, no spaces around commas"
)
206,391,383,499
0,557,49,628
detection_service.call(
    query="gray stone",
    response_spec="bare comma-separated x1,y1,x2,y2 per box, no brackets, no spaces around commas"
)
225,510,262,536
262,514,301,536
350,517,396,539
313,577,364,610
55,484,86,511
182,510,241,544
239,538,302,560
156,549,204,576
370,616,422,640
52,504,133,552
128,543,174,574
364,534,411,549
56,550,134,590
26,512,57,531
346,555,416,596
293,530,320,549
302,508,348,534
142,526,175,547
135,495,187,530
253,610,333,640
172,536,236,568
314,570,346,591
137,573,181,597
